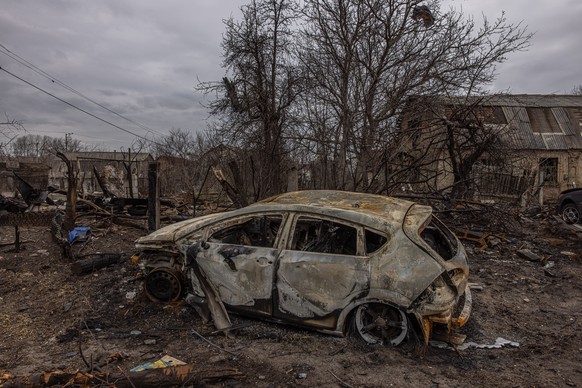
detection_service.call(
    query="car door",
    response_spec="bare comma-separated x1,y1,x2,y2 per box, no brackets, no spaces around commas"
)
192,213,284,317
273,214,370,329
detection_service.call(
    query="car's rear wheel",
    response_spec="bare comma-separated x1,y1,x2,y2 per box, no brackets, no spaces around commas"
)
353,303,408,346
562,203,580,224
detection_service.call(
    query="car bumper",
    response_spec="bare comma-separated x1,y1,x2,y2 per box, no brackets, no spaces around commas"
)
416,285,472,344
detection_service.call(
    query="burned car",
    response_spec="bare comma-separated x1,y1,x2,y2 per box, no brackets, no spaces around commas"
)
135,190,471,345
557,188,582,224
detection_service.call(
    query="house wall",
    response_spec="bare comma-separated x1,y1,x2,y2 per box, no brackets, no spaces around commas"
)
398,96,582,205
394,128,581,205
459,150,582,205
514,150,582,204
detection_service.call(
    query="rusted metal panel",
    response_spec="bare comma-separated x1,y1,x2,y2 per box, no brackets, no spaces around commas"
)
554,107,582,147
194,244,278,311
502,107,536,149
274,250,369,322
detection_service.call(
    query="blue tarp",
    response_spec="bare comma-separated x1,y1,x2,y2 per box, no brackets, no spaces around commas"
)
67,226,91,245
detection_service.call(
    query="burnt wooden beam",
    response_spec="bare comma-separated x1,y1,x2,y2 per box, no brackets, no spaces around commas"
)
70,253,123,275
147,162,160,232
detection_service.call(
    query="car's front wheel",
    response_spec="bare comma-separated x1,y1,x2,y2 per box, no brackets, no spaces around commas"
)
562,203,580,224
352,303,408,346
145,267,183,303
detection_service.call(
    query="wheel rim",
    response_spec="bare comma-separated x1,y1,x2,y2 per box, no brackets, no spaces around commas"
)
145,269,182,303
563,207,580,224
355,304,408,346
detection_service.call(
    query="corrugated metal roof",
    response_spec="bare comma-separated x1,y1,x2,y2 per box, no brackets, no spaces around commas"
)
437,94,582,108
411,94,582,151
484,94,582,108
472,96,582,150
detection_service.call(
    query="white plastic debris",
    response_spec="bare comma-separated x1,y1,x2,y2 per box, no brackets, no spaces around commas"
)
431,337,520,350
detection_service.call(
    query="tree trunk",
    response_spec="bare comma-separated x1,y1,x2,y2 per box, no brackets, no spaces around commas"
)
56,152,78,232
70,253,123,275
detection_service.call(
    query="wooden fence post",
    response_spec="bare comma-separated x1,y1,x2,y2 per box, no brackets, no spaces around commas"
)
148,162,160,232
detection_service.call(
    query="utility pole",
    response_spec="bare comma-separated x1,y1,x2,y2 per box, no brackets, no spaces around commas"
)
65,132,73,152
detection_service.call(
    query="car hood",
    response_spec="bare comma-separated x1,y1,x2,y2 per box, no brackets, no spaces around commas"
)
136,213,222,245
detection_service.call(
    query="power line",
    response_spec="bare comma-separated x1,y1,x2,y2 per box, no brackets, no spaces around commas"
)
0,65,167,147
0,42,167,138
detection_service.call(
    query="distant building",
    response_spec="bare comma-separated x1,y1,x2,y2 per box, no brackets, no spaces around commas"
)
0,161,50,197
48,151,153,198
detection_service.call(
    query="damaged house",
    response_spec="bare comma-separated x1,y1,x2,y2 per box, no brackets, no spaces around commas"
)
48,151,153,198
0,161,50,198
397,94,582,204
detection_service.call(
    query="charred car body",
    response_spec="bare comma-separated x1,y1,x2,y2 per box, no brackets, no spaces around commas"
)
135,190,471,345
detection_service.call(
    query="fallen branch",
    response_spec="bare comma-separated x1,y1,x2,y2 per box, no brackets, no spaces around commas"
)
329,370,354,388
191,329,239,357
71,253,123,275
1,365,244,388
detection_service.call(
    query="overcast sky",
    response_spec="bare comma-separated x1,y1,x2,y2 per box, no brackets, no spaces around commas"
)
1,0,580,151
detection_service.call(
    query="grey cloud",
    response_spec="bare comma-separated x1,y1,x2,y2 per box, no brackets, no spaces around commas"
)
2,0,580,150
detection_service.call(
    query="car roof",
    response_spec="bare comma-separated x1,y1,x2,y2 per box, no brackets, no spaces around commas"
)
137,190,433,245
252,190,431,228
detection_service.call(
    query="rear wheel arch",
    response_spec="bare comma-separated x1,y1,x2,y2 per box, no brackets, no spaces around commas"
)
337,296,415,339
345,301,414,346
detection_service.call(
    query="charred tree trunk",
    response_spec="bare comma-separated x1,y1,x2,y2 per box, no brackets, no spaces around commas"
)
70,253,123,275
212,166,248,208
56,152,78,231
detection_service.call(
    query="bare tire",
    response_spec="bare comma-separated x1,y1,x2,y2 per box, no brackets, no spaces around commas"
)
145,268,183,303
562,203,580,224
353,303,408,346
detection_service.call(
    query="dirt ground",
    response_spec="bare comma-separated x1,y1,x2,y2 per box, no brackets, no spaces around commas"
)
1,208,581,387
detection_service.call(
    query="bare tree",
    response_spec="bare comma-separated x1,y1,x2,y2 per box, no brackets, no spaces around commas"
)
0,113,24,158
296,0,531,194
11,133,88,161
148,128,199,159
198,0,301,200
146,128,211,197
197,0,530,200
429,97,510,199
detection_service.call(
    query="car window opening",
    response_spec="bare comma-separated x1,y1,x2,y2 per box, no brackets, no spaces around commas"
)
365,229,388,254
420,218,457,260
292,217,358,255
209,215,282,248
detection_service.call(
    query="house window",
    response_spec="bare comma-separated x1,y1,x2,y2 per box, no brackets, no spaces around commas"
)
527,108,562,134
539,158,558,185
475,107,507,125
